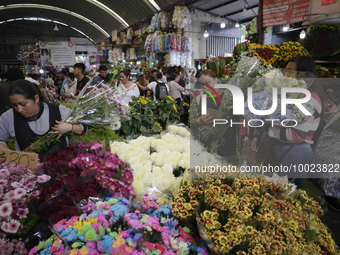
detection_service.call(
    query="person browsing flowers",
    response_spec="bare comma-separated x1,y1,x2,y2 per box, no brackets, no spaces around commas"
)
63,72,77,101
0,80,87,160
115,69,140,106
137,72,169,103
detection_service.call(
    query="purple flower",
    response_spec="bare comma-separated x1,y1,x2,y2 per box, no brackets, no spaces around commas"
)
13,188,26,199
0,203,13,217
37,174,50,183
7,220,20,233
0,169,9,178
90,142,104,152
17,208,29,219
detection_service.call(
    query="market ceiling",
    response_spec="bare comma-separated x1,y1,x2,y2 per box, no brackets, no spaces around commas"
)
0,0,257,43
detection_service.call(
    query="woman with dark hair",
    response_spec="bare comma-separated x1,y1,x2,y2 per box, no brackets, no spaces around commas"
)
136,74,148,97
168,73,184,107
115,69,140,105
0,80,86,160
63,73,77,101
251,56,324,189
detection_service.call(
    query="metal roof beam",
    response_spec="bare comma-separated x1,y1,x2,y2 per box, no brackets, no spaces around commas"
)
205,0,239,12
222,4,258,17
187,0,212,9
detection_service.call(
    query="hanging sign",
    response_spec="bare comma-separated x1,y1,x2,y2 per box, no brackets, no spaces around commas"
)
39,41,76,66
263,0,311,27
112,30,118,42
322,0,337,5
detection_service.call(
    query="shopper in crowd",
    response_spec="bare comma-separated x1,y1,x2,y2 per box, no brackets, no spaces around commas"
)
73,63,89,95
63,73,77,102
0,79,87,160
168,73,184,107
251,56,326,189
57,69,68,95
137,72,169,103
88,65,109,86
175,72,186,88
190,69,241,159
148,69,158,83
115,69,140,106
136,74,148,97
0,68,25,116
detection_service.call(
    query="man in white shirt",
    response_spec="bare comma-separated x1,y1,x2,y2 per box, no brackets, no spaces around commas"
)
137,72,169,103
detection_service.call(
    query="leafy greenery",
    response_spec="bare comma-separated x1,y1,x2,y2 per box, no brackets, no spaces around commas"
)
119,96,180,138
6,138,15,150
69,128,123,149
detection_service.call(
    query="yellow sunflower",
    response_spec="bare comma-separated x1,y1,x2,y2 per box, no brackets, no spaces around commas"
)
250,50,255,54
316,25,322,29
322,25,328,30
327,89,333,93
284,58,288,62
273,55,279,59
292,46,297,50
329,26,335,30
275,51,280,54
253,53,259,57
292,51,298,56
283,42,289,46
289,41,294,44
278,56,283,61
310,26,315,31
281,52,287,56
280,46,286,50
295,42,301,46
286,47,292,51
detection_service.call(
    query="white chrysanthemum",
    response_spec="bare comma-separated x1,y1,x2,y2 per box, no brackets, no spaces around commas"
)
152,177,170,192
161,164,174,175
152,166,163,175
178,158,190,169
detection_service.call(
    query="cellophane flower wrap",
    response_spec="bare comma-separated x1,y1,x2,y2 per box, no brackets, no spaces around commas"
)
172,175,339,255
111,125,191,198
24,80,128,153
28,193,208,255
244,69,320,126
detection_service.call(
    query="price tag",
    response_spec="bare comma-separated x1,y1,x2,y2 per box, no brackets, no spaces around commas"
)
0,150,38,170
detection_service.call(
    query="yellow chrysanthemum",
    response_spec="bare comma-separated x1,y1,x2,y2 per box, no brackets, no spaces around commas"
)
141,100,147,104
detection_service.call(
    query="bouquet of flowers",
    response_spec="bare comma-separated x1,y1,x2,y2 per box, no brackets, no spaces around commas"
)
0,163,50,235
119,96,180,138
29,193,207,255
172,176,339,255
244,69,319,125
24,81,128,153
36,141,135,219
111,125,191,198
39,78,59,104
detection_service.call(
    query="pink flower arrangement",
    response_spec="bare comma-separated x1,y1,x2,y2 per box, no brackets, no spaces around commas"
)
0,163,50,234
69,142,135,198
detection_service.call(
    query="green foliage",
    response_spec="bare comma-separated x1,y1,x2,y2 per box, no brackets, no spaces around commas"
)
69,128,122,148
6,138,15,151
119,96,180,138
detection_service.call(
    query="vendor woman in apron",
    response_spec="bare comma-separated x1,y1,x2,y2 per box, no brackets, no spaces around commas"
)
0,79,87,161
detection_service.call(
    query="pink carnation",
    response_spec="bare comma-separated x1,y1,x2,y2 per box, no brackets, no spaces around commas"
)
0,202,13,217
7,219,20,233
0,169,9,178
17,208,29,219
37,174,50,183
31,191,39,197
13,188,26,199
11,182,23,189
